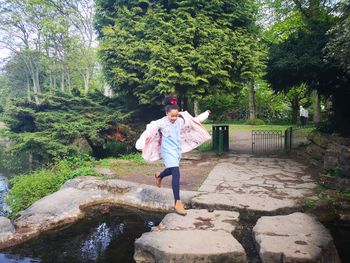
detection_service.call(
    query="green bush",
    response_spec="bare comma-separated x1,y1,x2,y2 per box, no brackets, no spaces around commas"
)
105,140,127,157
245,119,266,125
3,156,100,218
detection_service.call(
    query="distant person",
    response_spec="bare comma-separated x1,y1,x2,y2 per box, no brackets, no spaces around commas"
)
136,96,211,215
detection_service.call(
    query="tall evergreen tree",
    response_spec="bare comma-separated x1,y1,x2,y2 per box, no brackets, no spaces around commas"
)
95,0,262,108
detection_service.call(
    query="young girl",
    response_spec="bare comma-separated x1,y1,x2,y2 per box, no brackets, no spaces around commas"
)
136,97,210,215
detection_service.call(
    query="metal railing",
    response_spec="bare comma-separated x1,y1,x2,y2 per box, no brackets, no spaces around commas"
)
252,130,284,154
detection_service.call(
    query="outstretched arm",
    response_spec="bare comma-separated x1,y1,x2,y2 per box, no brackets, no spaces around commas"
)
194,110,211,123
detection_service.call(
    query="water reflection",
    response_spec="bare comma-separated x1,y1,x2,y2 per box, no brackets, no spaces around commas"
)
0,206,164,263
0,173,9,216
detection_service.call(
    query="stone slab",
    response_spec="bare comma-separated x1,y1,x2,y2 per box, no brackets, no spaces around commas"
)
253,212,340,263
134,230,246,263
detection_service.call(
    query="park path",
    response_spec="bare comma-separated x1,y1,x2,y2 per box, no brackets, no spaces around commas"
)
135,154,340,263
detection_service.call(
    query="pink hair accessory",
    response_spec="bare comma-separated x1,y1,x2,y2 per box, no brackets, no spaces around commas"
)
170,97,177,105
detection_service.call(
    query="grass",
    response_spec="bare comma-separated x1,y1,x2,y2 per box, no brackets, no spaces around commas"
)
3,156,100,218
96,152,162,177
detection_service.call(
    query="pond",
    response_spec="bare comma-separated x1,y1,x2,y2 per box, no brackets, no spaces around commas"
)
0,206,164,263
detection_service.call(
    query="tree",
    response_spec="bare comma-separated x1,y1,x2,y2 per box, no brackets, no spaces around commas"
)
0,0,99,101
2,92,131,167
0,0,47,103
47,0,97,94
95,0,261,109
325,1,350,74
264,0,349,132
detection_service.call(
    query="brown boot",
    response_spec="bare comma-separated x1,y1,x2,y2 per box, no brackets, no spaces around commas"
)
174,200,187,216
155,173,162,188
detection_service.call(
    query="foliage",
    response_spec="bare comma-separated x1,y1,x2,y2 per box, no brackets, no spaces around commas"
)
199,93,235,121
234,81,290,122
342,188,350,199
264,0,350,134
304,198,316,208
325,1,350,74
0,0,98,100
198,79,289,123
3,155,100,218
117,152,145,165
325,167,341,177
245,119,266,125
2,92,132,167
95,0,263,106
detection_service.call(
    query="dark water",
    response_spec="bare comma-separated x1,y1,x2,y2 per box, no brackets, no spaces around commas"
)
327,221,350,262
0,206,164,263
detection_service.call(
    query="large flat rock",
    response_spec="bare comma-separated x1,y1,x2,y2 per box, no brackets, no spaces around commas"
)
0,177,199,249
134,209,247,263
192,159,316,219
253,212,340,263
134,230,246,263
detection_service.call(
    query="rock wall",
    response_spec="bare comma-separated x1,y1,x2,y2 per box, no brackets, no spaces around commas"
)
302,131,350,179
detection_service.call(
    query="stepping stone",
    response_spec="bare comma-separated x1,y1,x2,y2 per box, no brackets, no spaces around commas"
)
134,209,247,263
253,212,340,263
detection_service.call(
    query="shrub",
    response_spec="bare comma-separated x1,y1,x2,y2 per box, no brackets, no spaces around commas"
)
3,156,100,218
245,119,266,125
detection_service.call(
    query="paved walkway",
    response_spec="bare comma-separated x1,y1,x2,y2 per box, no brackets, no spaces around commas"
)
193,154,316,219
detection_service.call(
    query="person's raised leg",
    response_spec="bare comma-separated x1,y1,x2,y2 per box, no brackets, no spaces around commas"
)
155,167,171,188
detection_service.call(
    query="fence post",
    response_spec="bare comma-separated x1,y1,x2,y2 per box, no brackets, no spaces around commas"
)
284,127,292,152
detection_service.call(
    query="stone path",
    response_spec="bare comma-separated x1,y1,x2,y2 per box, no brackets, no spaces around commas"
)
193,155,316,220
0,155,341,262
135,155,340,263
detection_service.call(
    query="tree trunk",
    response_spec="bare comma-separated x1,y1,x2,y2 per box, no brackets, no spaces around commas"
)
49,73,54,91
248,80,256,120
291,97,299,124
67,72,72,94
104,82,113,97
27,76,32,102
193,99,200,116
180,95,189,111
83,69,90,94
313,90,321,123
53,74,57,90
61,68,65,92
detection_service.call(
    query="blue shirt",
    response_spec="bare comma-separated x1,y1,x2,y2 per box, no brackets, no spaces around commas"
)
159,116,184,168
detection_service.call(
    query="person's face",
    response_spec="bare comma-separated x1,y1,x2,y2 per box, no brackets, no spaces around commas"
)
166,109,179,123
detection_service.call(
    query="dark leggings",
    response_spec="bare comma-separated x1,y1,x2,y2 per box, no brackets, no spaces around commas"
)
159,167,180,201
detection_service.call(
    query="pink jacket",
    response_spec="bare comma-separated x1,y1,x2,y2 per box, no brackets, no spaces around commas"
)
136,111,211,162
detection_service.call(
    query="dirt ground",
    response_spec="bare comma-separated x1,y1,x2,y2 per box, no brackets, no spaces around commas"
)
95,130,320,192
96,151,230,191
